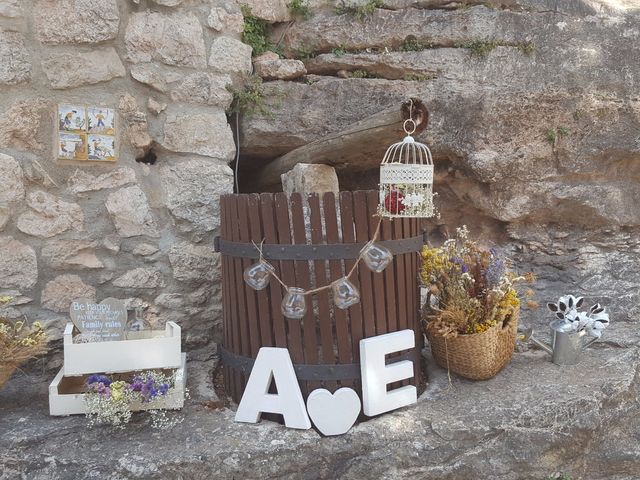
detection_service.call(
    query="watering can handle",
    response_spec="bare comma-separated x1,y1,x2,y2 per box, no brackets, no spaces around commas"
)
583,335,599,349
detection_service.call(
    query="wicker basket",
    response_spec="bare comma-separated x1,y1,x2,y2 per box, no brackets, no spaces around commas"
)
425,311,519,381
0,363,17,390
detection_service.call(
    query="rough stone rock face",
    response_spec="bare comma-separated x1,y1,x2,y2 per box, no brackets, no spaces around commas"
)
130,63,183,92
0,237,37,290
33,0,120,45
41,274,96,313
162,108,236,160
282,163,340,195
0,153,25,204
254,56,307,80
41,240,103,270
207,2,245,33
0,0,21,18
125,11,207,68
161,159,234,234
170,72,234,109
41,48,125,89
208,36,253,75
241,0,292,22
67,167,136,194
118,93,152,152
0,207,9,230
0,29,30,85
105,186,159,238
0,99,50,151
169,242,220,284
151,0,183,5
17,191,84,238
113,268,164,289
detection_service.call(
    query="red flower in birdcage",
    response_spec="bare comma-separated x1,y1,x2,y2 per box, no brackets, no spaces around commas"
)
384,189,405,214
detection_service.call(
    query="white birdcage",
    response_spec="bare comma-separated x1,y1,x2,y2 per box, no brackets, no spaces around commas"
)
378,117,435,218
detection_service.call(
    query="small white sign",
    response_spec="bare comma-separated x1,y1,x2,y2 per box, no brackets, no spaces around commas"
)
69,297,127,341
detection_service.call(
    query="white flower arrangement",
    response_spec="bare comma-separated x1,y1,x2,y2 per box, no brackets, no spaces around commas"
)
547,295,610,338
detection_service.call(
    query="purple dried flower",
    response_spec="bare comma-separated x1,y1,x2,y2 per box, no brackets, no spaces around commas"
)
87,374,112,386
486,255,506,288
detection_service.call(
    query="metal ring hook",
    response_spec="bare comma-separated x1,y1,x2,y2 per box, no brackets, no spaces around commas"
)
403,118,417,135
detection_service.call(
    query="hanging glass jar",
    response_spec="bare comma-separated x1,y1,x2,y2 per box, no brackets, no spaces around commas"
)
360,241,393,273
244,261,275,291
331,277,360,309
281,287,307,319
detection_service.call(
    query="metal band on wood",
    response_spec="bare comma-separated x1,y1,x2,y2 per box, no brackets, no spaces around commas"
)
219,346,421,381
214,233,427,260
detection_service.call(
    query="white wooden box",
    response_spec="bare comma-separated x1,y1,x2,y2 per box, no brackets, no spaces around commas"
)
49,354,186,416
63,321,182,376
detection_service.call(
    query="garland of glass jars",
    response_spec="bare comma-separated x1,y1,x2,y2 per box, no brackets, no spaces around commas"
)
244,216,392,319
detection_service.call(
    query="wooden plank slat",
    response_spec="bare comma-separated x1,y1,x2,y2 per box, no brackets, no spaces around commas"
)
260,194,287,349
353,191,376,340
339,192,363,364
393,217,408,333
381,216,398,334
223,196,240,401
247,193,273,348
366,191,387,337
274,193,306,395
238,196,261,358
410,218,422,387
290,193,319,394
323,192,353,391
220,195,231,397
308,193,336,392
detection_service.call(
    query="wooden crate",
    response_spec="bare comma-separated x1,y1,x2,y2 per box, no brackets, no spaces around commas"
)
218,191,425,404
49,354,186,416
63,321,182,376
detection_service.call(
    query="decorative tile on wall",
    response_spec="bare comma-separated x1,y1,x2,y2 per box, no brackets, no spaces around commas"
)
57,104,116,162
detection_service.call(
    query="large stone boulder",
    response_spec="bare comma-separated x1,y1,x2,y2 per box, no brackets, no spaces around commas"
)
0,237,37,290
125,11,207,68
41,48,125,89
33,0,120,45
160,158,234,234
41,274,96,313
0,153,25,204
105,186,159,238
17,191,84,238
0,29,30,85
161,107,236,161
0,99,51,151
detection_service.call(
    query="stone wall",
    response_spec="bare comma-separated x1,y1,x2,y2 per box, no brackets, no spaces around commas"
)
0,0,250,365
238,0,640,328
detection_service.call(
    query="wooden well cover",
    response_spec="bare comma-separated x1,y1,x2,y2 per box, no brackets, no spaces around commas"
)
218,191,425,404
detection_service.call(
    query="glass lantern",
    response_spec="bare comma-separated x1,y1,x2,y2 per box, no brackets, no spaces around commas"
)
331,277,360,309
361,241,393,273
243,261,275,291
281,287,307,319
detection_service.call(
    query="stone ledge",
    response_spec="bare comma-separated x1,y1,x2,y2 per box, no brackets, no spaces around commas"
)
1,327,639,479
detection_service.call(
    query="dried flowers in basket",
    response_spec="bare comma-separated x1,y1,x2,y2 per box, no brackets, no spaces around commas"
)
0,296,48,389
421,226,536,380
84,370,184,429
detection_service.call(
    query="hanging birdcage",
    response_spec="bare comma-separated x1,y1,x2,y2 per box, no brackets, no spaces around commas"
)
379,117,435,218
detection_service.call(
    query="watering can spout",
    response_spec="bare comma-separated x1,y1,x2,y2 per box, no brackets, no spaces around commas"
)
520,328,553,355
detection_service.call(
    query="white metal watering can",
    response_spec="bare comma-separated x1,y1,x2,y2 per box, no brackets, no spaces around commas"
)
521,319,599,365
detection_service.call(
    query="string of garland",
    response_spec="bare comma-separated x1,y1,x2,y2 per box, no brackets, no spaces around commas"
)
243,216,392,319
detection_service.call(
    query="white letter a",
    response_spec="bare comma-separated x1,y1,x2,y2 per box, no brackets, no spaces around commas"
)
235,347,311,429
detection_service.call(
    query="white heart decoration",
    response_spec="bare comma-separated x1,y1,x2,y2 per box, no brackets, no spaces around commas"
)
306,388,361,436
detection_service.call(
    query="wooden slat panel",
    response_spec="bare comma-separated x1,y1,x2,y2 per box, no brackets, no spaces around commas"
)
290,193,318,394
323,192,353,391
247,193,273,348
393,217,408,333
353,191,376,340
260,194,287,348
238,195,261,358
274,193,306,396
339,192,363,364
220,196,231,397
366,191,387,337
224,196,241,402
308,193,336,392
410,218,422,387
381,216,397,334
